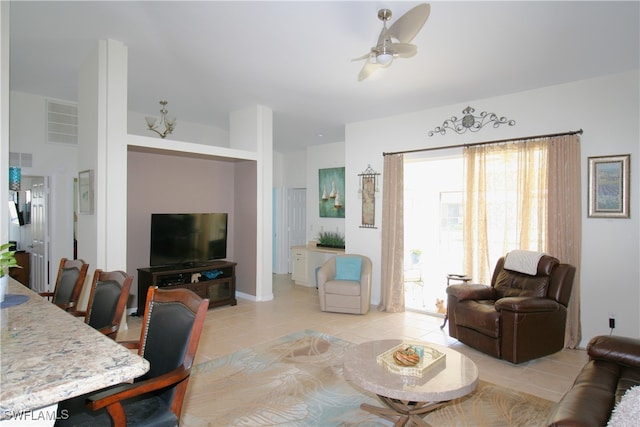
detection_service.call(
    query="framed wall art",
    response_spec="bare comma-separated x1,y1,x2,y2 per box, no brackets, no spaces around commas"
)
318,167,345,218
358,164,380,228
78,169,94,215
588,154,630,218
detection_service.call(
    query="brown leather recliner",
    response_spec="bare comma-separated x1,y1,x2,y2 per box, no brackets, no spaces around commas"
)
446,254,576,364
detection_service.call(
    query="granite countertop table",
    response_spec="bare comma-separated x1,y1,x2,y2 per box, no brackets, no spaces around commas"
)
343,339,479,425
0,278,149,420
343,339,479,402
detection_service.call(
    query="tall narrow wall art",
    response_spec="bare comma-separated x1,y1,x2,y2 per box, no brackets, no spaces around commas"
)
319,167,345,218
358,164,380,228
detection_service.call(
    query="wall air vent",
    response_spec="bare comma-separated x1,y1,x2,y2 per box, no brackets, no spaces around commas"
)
9,152,33,168
46,99,78,145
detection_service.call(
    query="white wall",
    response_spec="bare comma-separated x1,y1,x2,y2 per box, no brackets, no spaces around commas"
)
274,150,306,188
346,70,640,346
9,91,78,284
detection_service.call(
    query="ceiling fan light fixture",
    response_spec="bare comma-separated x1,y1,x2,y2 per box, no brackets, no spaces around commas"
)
375,31,395,65
376,52,394,65
354,3,431,80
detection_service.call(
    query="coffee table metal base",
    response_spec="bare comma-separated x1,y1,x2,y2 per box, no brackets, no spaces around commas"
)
344,340,478,427
361,396,447,427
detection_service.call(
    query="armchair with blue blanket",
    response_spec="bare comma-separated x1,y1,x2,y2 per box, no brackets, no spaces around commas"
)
317,255,372,315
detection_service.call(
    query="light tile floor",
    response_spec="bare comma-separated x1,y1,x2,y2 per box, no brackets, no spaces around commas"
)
119,274,588,406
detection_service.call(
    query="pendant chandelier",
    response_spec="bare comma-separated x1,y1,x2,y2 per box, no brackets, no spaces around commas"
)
145,100,176,139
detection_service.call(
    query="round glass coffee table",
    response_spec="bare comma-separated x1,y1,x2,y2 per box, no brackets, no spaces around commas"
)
343,339,478,426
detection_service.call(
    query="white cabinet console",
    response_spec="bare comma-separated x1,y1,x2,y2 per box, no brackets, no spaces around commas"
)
290,245,344,287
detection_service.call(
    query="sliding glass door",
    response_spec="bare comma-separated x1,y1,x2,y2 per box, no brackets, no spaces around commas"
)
403,155,463,314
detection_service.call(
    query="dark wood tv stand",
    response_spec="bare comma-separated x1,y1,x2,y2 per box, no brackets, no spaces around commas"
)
136,260,237,315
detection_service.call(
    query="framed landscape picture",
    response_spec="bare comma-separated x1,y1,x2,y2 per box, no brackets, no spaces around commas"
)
588,154,630,218
78,169,94,215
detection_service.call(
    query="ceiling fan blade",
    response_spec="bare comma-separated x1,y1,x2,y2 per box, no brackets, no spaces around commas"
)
358,60,390,81
391,43,418,58
352,51,374,62
388,3,430,43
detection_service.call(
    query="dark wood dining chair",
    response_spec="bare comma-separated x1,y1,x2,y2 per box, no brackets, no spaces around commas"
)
70,269,132,340
56,286,209,427
40,258,89,311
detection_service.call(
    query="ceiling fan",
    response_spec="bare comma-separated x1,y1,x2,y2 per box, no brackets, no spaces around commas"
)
353,3,431,81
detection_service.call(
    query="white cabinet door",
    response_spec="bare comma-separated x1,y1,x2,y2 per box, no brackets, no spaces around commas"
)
306,250,334,288
291,248,307,285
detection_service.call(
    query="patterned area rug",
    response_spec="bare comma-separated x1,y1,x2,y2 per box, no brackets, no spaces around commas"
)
181,330,554,426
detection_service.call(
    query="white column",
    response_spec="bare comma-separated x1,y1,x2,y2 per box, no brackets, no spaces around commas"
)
1,2,10,244
230,105,273,301
77,39,128,272
76,39,128,312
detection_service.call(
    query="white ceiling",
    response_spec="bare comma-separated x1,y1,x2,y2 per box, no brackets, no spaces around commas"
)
9,1,639,153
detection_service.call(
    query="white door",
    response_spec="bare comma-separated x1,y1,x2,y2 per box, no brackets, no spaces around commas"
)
287,188,306,272
30,177,48,293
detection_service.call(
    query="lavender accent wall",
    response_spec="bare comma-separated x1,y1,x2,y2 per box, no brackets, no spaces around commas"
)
126,148,255,308
234,160,257,295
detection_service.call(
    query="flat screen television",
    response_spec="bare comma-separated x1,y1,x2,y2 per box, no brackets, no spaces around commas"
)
150,213,228,268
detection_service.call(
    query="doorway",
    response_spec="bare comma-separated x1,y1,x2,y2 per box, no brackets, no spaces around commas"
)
8,175,48,292
286,188,306,273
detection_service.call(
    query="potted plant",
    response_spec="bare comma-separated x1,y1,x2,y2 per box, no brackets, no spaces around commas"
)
0,243,21,302
410,249,422,264
317,231,345,249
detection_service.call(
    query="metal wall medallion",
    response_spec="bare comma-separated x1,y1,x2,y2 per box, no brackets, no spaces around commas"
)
429,106,515,136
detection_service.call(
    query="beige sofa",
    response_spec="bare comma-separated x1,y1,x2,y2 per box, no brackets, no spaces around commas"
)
547,335,640,426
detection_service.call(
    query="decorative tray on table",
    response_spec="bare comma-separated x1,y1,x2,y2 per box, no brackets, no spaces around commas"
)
377,343,446,377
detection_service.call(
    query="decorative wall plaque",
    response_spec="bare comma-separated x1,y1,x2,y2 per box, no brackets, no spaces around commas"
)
359,165,380,228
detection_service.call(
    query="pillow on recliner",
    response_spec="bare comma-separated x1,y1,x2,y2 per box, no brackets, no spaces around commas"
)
335,257,362,281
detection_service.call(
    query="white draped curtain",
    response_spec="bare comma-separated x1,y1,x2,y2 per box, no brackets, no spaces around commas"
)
379,153,405,312
463,140,549,282
547,135,582,348
463,135,581,348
